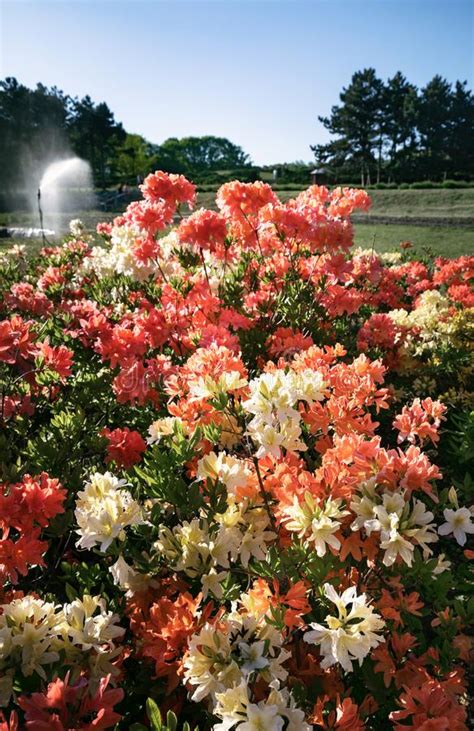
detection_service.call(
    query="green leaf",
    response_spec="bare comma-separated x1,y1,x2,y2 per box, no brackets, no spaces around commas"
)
146,697,162,730
65,583,78,602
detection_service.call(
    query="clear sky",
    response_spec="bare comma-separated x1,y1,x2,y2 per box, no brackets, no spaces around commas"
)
1,0,473,164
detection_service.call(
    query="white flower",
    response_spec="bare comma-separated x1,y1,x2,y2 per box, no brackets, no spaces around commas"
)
304,583,385,672
69,218,85,236
109,555,152,595
189,371,248,401
438,507,474,546
197,451,251,494
147,416,179,444
63,595,124,651
0,596,65,679
266,688,312,731
238,641,269,674
79,245,116,278
282,493,348,556
351,488,438,567
75,471,143,552
379,520,415,567
237,703,284,731
184,616,287,705
184,624,239,702
201,568,229,599
432,553,451,575
214,682,249,730
243,369,325,458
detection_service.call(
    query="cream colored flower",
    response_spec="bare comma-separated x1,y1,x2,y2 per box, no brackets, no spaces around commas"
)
147,416,180,444
0,596,65,680
304,583,385,671
63,595,124,651
184,616,288,704
282,493,348,556
75,471,143,552
438,507,474,546
239,704,284,731
109,555,154,595
197,451,251,494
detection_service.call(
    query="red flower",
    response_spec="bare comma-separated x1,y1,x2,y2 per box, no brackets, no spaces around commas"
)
0,712,18,731
18,672,124,730
389,679,467,730
177,208,228,256
140,171,196,209
0,316,36,364
36,342,74,380
0,530,47,584
0,472,66,533
101,427,147,468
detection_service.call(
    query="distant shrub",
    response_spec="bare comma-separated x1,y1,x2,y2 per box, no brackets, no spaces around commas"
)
441,180,471,189
410,181,437,189
270,183,307,191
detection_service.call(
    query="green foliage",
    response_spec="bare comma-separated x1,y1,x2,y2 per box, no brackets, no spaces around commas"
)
146,700,197,731
156,135,251,175
314,68,474,183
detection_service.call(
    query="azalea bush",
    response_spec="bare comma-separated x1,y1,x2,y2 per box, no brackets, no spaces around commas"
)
0,173,473,730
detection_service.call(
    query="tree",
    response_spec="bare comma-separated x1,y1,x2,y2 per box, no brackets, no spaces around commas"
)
0,77,70,188
68,96,125,187
314,68,385,185
312,70,474,183
382,72,419,181
114,133,159,182
416,75,453,179
448,81,474,179
156,136,251,174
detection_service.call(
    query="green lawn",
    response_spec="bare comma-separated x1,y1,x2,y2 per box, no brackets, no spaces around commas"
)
199,187,474,223
354,223,474,258
2,223,472,259
358,188,474,220
1,188,473,258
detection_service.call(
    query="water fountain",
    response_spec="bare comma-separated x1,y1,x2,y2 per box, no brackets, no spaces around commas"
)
36,157,95,236
1,157,95,240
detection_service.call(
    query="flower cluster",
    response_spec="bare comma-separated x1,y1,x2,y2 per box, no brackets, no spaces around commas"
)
0,172,472,729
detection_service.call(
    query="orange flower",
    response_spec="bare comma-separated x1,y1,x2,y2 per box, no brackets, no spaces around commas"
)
389,679,467,730
310,695,365,730
134,591,207,691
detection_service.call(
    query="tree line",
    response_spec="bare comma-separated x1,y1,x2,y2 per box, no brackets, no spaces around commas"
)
313,69,474,184
0,77,251,190
1,72,473,192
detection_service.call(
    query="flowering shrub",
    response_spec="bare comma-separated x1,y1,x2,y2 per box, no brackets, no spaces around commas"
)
0,172,473,730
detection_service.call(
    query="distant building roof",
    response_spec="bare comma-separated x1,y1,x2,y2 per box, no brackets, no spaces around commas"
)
311,168,327,174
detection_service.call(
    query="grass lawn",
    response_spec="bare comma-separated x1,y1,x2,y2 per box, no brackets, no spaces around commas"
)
354,223,474,258
358,188,474,220
2,223,472,259
1,189,473,258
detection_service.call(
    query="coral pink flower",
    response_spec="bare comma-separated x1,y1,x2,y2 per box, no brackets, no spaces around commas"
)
18,672,124,730
0,316,36,364
5,283,53,317
36,342,74,380
177,208,228,256
0,711,18,731
101,427,147,468
140,171,196,209
389,679,467,730
216,180,278,219
393,398,447,446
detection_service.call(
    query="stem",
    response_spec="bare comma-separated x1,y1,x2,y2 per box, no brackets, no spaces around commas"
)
252,455,277,533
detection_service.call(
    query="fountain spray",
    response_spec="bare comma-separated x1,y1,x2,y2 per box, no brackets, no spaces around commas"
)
37,187,48,246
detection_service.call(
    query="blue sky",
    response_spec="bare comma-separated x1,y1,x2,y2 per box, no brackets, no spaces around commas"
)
1,0,473,164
